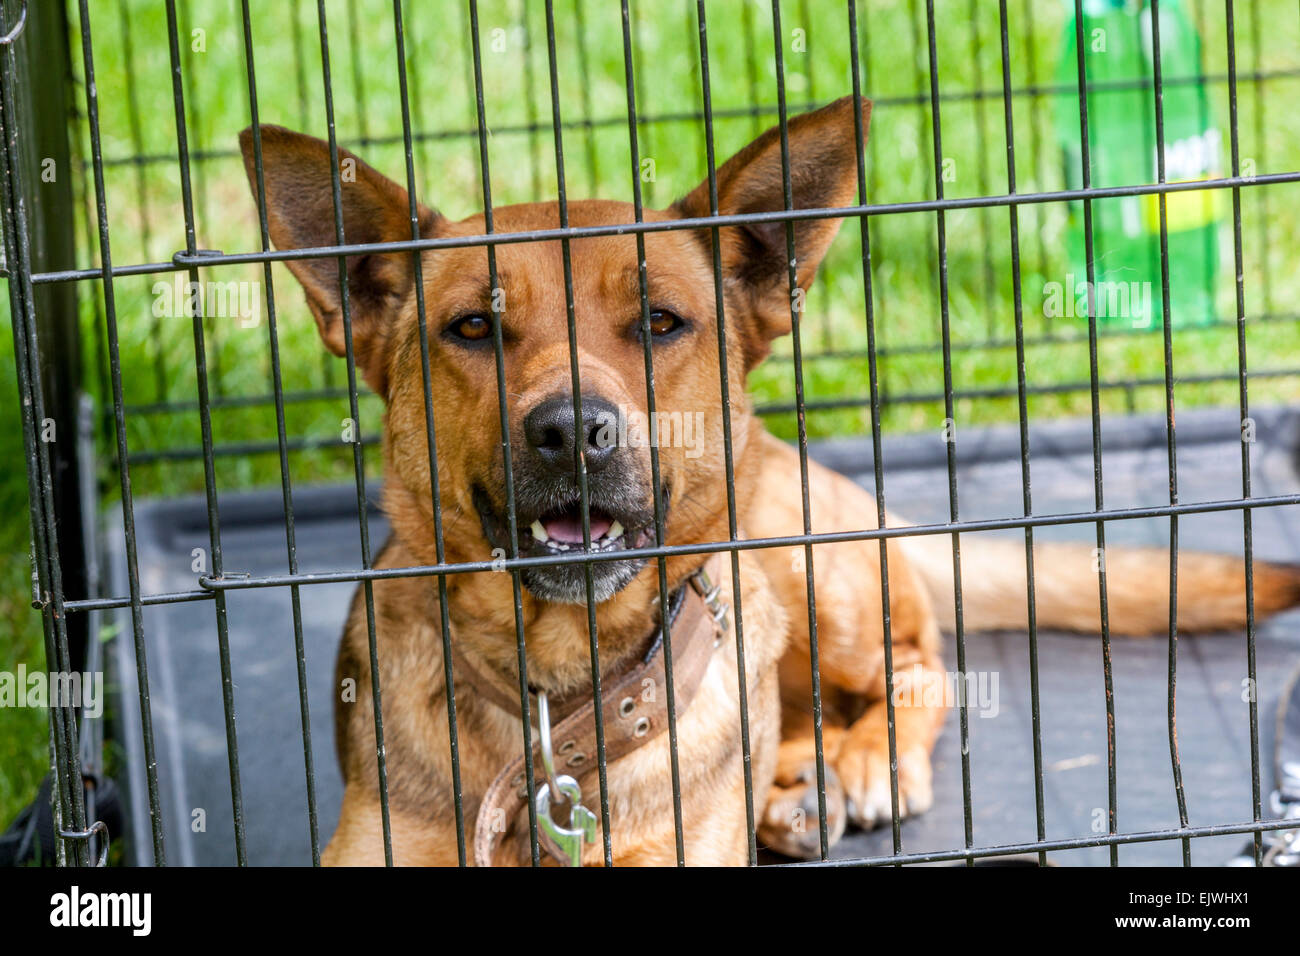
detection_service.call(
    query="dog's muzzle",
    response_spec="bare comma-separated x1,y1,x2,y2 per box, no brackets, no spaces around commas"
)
474,393,663,604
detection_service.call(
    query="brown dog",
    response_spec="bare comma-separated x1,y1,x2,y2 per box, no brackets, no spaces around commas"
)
240,97,1300,865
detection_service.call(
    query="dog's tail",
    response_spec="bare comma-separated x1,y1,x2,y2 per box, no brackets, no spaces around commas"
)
896,530,1300,636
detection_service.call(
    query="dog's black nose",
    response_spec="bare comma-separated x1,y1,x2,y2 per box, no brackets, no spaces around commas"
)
523,395,620,474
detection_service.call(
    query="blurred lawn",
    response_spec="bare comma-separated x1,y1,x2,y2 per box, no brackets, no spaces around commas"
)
2,0,1298,829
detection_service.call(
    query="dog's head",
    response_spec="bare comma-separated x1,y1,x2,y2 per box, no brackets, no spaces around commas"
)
240,96,868,608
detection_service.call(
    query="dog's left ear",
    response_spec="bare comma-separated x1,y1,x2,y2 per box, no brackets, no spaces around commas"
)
673,95,870,370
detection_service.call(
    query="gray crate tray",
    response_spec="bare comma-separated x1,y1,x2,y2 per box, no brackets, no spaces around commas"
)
106,406,1300,866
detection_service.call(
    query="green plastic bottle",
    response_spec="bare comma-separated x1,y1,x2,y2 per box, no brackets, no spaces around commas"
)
1054,0,1220,329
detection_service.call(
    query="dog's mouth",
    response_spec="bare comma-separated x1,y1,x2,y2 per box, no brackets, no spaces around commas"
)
473,486,667,604
523,503,655,556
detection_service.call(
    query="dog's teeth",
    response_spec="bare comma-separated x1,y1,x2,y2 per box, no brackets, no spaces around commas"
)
530,520,549,543
606,520,624,541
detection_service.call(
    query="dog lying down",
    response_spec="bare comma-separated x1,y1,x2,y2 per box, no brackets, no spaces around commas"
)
239,96,1300,865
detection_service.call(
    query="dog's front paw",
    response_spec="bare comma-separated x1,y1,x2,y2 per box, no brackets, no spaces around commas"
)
758,762,848,859
837,745,933,830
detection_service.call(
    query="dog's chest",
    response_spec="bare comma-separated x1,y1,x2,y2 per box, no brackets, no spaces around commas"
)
485,558,788,865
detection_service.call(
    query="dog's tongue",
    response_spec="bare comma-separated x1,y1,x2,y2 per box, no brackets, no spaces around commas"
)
545,512,612,544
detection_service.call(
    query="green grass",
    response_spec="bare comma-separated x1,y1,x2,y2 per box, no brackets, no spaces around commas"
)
0,337,50,829
2,0,1299,829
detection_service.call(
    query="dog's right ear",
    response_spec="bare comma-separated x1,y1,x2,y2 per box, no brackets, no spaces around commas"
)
673,96,869,371
238,124,440,396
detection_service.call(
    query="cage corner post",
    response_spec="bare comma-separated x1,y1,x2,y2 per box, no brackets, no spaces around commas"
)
6,0,88,636
0,0,92,853
9,0,89,641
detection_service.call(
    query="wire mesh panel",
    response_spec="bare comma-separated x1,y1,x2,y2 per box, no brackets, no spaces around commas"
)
2,0,1299,868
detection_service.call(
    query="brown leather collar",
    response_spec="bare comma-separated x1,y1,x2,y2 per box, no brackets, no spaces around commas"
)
460,554,729,866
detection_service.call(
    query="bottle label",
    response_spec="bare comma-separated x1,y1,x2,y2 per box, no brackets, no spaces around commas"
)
1143,128,1222,232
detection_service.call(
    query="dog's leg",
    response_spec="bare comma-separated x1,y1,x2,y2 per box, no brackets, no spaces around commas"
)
761,633,946,850
748,431,949,855
757,718,848,858
834,649,946,830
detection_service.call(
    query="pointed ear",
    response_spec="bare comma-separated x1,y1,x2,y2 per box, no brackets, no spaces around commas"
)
238,124,440,396
673,96,870,370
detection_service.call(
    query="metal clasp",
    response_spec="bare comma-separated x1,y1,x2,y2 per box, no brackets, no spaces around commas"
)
59,820,109,867
536,689,562,798
534,691,595,866
535,774,597,867
689,563,730,644
0,2,27,46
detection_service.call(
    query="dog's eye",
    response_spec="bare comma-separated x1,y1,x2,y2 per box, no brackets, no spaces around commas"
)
446,314,493,342
648,310,684,337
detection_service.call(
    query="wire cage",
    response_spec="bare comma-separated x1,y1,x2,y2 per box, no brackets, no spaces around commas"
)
2,0,1300,867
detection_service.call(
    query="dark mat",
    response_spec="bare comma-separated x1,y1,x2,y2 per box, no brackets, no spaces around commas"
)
105,406,1300,866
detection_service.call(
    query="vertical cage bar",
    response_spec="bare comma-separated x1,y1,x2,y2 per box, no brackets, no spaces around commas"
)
693,0,758,866
619,0,687,865
390,0,469,867
46,719,66,865
71,0,167,866
1147,0,1191,866
1223,0,1263,867
311,0,394,866
1070,0,1118,866
768,0,831,861
163,0,247,864
237,0,321,865
921,0,974,860
542,0,614,866
848,0,905,858
996,0,1047,868
467,0,542,865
